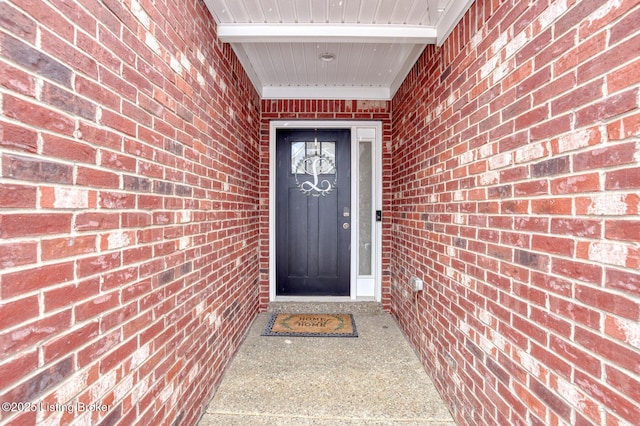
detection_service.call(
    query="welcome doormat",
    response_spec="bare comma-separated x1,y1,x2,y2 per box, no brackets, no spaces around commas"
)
262,313,358,337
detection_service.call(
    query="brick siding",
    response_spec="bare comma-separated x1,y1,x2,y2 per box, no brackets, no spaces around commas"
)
0,0,260,425
391,0,640,425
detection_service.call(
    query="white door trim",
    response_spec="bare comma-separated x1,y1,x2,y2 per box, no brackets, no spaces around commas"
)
269,120,383,302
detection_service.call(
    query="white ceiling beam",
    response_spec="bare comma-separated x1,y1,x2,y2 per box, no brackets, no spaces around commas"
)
218,23,438,44
262,85,391,100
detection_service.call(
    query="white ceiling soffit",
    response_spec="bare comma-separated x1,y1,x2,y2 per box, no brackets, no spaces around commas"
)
204,0,474,100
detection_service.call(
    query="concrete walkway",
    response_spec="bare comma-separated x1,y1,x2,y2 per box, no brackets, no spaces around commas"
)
199,304,455,425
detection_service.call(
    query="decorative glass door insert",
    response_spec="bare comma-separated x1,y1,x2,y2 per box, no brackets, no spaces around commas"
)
291,138,337,197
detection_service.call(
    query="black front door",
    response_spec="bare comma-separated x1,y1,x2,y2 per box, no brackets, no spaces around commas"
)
276,129,351,296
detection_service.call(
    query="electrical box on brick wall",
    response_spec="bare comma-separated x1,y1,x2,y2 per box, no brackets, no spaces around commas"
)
409,277,423,292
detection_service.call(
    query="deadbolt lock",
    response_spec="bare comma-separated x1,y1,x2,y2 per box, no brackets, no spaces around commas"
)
343,223,350,229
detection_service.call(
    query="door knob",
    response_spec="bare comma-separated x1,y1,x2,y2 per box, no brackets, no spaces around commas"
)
343,223,349,229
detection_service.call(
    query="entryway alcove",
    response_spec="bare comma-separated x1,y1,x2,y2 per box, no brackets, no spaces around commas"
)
0,1,637,425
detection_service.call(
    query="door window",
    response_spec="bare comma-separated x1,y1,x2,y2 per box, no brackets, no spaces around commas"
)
358,141,373,276
291,141,336,174
291,140,337,197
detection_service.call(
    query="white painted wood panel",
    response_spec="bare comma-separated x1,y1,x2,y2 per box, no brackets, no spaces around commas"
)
204,0,472,99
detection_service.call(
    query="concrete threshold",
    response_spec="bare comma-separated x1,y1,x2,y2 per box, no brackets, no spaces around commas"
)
199,306,456,425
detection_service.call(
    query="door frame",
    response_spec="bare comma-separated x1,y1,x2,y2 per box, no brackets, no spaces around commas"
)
269,120,383,302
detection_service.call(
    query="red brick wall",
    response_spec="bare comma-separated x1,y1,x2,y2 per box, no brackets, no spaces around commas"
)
391,0,639,425
0,0,260,425
259,99,393,309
